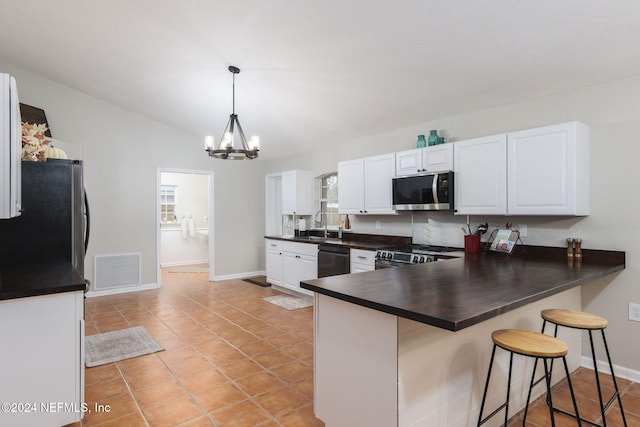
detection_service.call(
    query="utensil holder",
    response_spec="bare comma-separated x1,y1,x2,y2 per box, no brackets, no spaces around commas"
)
464,235,481,253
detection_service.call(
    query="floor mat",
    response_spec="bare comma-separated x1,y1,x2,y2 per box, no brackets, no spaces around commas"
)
85,326,164,367
263,295,313,310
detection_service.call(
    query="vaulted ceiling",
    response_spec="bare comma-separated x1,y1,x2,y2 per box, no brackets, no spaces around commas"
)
3,0,640,159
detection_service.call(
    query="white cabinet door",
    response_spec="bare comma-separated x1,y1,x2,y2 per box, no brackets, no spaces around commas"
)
423,143,453,172
363,153,396,214
0,292,84,427
338,159,365,214
508,121,589,215
454,134,508,215
395,149,423,176
282,170,314,215
297,254,317,296
396,145,454,177
283,252,300,292
265,240,283,286
282,242,317,296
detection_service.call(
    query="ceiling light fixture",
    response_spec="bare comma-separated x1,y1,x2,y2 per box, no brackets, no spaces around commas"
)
205,65,259,160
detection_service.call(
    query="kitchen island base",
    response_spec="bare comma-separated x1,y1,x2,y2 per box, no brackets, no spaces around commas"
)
313,287,582,427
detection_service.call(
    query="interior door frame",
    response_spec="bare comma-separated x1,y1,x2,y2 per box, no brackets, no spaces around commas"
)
156,168,215,285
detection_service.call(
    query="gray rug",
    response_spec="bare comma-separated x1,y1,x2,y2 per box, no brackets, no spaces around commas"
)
85,326,164,367
263,295,313,310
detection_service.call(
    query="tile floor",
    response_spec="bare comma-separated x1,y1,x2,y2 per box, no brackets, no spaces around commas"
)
68,267,640,426
507,366,640,426
69,267,323,426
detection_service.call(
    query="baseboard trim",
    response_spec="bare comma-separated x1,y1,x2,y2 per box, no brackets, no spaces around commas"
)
581,356,640,383
213,270,266,282
85,282,159,298
160,260,208,268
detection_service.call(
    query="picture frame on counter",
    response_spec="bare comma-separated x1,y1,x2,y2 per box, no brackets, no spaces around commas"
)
489,229,519,254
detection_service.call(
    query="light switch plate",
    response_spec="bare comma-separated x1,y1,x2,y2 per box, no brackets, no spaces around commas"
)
629,302,640,322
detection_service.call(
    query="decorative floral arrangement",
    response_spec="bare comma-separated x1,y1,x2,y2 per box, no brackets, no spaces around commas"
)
21,122,67,161
21,122,50,161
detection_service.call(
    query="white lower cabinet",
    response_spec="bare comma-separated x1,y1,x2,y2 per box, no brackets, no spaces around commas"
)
350,249,375,273
280,241,317,296
0,291,84,427
265,239,283,286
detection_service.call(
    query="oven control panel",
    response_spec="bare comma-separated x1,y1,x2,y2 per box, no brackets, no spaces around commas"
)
375,250,436,264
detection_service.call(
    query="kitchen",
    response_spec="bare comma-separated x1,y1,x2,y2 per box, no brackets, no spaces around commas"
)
2,1,640,426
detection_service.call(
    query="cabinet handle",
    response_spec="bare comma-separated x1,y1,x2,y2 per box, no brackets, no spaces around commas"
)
357,256,367,260
270,244,277,247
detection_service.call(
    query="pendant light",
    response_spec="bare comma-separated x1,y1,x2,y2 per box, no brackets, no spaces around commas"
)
205,65,260,160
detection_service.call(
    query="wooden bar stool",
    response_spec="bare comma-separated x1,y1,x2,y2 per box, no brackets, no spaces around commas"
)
477,329,581,427
531,309,627,427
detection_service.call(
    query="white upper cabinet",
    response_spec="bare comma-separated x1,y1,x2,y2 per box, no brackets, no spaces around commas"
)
508,121,589,215
282,170,314,215
395,144,454,176
454,121,590,216
339,153,396,215
454,134,508,215
337,159,365,214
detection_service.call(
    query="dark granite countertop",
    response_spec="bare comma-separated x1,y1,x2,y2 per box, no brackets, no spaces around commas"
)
301,249,625,331
0,262,86,301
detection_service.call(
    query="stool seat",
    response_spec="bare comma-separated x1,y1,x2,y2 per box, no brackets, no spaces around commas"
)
492,329,568,358
541,308,608,329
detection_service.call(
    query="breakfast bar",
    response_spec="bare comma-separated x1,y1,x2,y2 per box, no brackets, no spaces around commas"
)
301,249,625,427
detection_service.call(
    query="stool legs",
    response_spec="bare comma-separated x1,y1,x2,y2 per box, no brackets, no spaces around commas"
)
478,345,580,427
533,320,627,427
478,344,513,426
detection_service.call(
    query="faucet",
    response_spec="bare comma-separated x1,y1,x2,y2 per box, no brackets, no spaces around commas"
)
314,210,328,238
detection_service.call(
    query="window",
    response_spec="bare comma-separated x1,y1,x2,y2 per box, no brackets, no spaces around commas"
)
318,173,340,227
160,185,177,223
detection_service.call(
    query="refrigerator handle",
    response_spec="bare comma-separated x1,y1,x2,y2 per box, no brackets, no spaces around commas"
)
84,190,90,253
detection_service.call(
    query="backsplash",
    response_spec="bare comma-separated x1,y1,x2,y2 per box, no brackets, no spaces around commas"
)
349,210,589,249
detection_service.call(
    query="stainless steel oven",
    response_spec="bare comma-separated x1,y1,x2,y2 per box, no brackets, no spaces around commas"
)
374,244,460,269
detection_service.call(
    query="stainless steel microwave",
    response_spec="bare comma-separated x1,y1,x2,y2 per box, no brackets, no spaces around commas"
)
392,171,454,211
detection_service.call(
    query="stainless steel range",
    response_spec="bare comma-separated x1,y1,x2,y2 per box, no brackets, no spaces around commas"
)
375,244,461,269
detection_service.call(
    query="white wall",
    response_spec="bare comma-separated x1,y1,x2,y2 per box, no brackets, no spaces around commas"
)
5,59,639,373
263,74,640,374
1,62,265,287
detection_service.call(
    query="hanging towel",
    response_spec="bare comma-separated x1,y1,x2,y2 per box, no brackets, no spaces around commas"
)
189,216,195,237
181,215,188,238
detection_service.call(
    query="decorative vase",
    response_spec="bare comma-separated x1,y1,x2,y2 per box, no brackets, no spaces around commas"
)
416,135,426,148
437,136,445,145
428,130,438,146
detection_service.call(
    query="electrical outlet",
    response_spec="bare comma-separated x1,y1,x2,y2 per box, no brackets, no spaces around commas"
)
514,224,527,237
629,303,640,322
375,220,381,230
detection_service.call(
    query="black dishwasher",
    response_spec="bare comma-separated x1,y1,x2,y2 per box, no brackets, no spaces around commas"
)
318,245,350,278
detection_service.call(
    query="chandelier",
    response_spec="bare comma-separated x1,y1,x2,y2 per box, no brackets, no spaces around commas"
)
205,65,260,160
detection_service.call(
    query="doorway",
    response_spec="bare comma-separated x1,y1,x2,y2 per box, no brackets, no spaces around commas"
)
156,168,214,285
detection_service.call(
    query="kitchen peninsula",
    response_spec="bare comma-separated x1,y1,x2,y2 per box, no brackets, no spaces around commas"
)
301,248,625,427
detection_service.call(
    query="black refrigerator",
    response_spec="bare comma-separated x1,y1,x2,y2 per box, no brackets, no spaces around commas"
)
0,159,89,285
